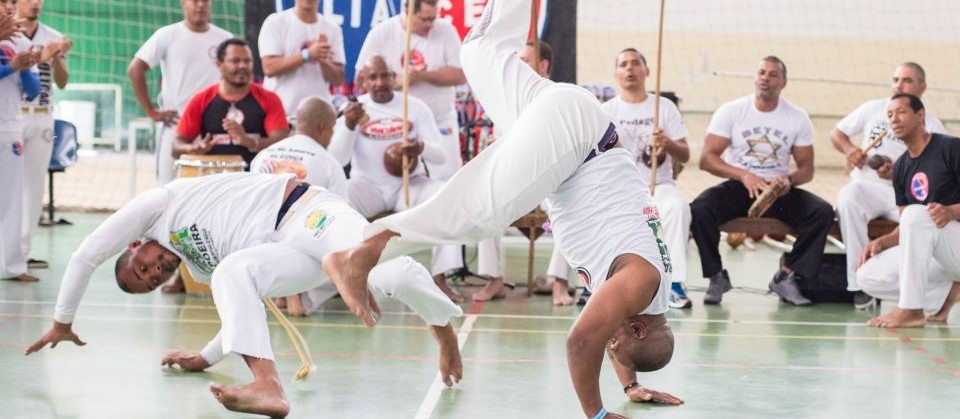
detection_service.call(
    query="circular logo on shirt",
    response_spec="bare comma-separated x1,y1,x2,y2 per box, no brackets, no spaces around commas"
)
12,141,23,156
911,172,929,202
42,128,54,143
404,49,427,72
226,105,245,125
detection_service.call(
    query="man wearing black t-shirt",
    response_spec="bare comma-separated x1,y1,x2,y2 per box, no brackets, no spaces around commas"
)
857,93,960,328
174,38,289,167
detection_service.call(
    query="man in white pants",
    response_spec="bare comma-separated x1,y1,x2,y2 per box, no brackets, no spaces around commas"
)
1,15,40,282
251,97,346,315
603,47,691,310
323,1,682,416
17,0,72,270
259,0,345,117
128,0,232,184
830,62,946,309
328,56,463,303
355,0,466,181
855,94,960,328
25,173,464,418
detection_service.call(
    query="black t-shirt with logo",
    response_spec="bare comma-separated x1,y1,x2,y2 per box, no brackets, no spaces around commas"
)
893,133,960,206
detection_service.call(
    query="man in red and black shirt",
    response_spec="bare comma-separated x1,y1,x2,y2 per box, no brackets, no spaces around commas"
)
174,38,289,167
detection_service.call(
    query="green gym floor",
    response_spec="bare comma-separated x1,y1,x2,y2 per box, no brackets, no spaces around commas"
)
2,213,958,418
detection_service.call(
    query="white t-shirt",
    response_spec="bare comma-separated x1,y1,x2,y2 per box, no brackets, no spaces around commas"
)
544,148,670,316
602,95,688,186
54,173,291,323
355,15,461,120
836,97,946,183
707,95,814,180
250,134,348,199
0,35,32,127
258,9,346,115
328,93,444,188
135,22,233,114
21,23,63,109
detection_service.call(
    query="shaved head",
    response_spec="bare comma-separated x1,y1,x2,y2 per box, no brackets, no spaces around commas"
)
606,314,674,372
362,55,396,103
295,97,337,148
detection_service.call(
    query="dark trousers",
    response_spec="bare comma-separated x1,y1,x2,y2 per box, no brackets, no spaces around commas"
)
690,180,834,280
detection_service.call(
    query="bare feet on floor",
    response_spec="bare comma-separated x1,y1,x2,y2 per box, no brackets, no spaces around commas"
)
928,282,960,323
3,273,39,282
322,248,378,327
209,379,290,418
433,274,465,303
430,324,463,387
552,278,573,306
273,297,287,310
868,308,926,328
472,277,507,302
532,276,552,295
286,294,307,317
162,276,185,294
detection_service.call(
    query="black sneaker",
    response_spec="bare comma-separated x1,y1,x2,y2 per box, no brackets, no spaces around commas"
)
769,271,812,306
703,269,732,305
27,259,49,269
853,291,878,310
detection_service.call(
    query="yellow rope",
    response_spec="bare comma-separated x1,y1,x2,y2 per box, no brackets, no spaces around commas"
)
263,298,317,381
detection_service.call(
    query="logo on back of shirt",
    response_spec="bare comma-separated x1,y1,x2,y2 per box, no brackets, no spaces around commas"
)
361,118,410,140
261,159,308,179
11,141,23,156
911,172,929,202
169,224,220,275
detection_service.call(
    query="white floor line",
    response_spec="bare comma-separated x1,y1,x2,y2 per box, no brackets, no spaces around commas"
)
414,313,479,419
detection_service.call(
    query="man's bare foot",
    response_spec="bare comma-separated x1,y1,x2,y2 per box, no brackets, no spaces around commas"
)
868,308,926,328
433,274,465,303
322,248,377,326
430,324,463,387
209,379,289,418
928,282,960,323
553,278,573,306
472,277,507,302
162,276,185,294
273,297,287,310
4,273,39,282
286,294,307,317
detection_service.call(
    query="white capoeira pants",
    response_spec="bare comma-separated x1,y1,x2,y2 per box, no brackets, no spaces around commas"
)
199,188,463,364
652,184,691,284
348,175,462,276
858,205,960,311
836,178,899,291
1,129,27,278
368,0,610,260
156,124,177,185
20,112,55,258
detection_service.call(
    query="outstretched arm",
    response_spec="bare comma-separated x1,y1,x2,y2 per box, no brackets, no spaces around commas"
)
25,189,169,355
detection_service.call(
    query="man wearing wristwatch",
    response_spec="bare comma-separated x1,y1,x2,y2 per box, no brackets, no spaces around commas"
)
258,0,345,119
174,39,289,167
691,56,834,306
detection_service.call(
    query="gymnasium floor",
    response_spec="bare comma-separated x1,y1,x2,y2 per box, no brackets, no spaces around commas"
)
2,213,958,418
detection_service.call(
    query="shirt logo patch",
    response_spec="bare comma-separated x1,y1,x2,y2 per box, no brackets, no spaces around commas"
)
305,210,335,237
911,172,929,202
361,118,410,140
404,49,427,72
12,141,23,156
169,224,220,274
261,159,308,179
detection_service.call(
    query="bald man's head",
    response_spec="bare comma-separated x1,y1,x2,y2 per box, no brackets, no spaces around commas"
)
295,97,337,148
606,314,674,372
361,55,396,104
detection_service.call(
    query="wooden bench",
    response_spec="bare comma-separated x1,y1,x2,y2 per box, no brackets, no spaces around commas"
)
510,208,550,297
719,217,899,241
